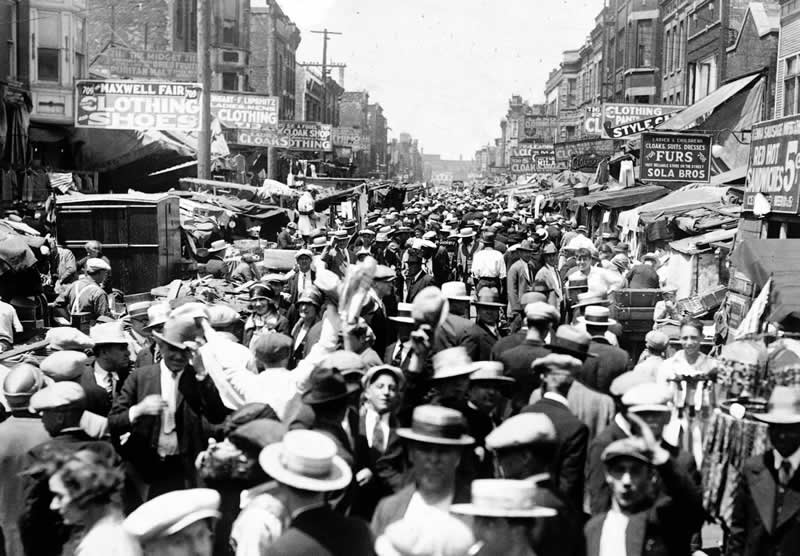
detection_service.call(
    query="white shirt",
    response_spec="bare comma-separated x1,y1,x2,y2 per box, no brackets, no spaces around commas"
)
158,361,182,457
598,507,630,556
404,490,454,521
364,406,390,451
774,445,800,480
244,367,298,421
93,362,118,395
543,391,570,408
471,248,506,279
297,271,313,294
0,301,22,346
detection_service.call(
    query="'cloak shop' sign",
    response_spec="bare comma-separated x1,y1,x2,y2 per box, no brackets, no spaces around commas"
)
234,121,333,152
744,114,800,214
639,132,711,183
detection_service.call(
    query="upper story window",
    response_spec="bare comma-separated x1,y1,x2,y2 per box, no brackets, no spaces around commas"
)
37,12,60,82
222,0,239,46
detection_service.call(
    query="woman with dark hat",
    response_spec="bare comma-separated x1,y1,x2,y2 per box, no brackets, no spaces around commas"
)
243,284,290,346
289,287,322,369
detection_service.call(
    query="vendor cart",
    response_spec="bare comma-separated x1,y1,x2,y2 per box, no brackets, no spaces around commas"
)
608,288,661,360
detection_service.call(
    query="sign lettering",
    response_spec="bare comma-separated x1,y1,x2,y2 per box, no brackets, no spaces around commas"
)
744,115,800,214
639,132,712,183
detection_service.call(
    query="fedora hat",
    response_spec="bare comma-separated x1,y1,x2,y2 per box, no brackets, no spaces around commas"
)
208,239,229,253
470,361,515,394
301,366,359,405
752,386,800,425
451,479,557,518
572,294,609,309
577,305,617,327
89,322,129,345
397,405,474,446
259,430,352,492
127,300,151,320
152,316,201,350
389,302,415,325
474,287,504,308
310,236,328,250
144,303,171,330
441,281,471,302
431,347,475,381
549,325,595,360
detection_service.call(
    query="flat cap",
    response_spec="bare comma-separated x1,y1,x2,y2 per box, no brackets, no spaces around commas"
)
251,333,292,363
621,382,672,413
531,353,582,374
485,413,557,450
40,351,88,382
206,304,241,328
323,350,367,377
124,488,221,542
645,330,669,351
85,257,111,273
29,382,86,411
602,437,652,465
228,418,287,455
46,327,94,351
525,301,560,323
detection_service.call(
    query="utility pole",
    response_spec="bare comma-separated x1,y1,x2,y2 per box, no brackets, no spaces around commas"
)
197,0,211,179
265,7,277,180
310,29,342,124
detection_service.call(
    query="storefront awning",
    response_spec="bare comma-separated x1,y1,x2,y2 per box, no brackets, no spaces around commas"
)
567,184,669,211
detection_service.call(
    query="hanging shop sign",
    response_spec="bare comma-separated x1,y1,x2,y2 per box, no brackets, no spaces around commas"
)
554,137,616,171
639,132,711,183
74,80,201,131
234,121,333,151
91,45,198,81
743,115,800,214
210,93,279,130
584,103,685,139
510,147,559,174
332,127,367,151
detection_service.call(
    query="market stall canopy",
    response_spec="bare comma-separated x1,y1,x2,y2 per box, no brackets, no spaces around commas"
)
567,184,669,211
618,186,732,227
668,227,737,255
731,239,800,290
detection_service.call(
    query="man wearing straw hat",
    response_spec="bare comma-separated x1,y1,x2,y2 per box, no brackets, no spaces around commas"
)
371,405,474,536
729,386,800,556
259,429,374,556
451,479,556,556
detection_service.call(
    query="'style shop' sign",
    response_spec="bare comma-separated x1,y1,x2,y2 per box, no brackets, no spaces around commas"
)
639,132,711,183
744,115,800,214
75,80,201,131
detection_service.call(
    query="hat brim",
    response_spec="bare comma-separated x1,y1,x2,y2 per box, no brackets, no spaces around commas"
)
151,330,187,350
572,299,610,309
549,345,596,359
258,444,352,492
445,296,472,302
388,316,415,325
628,404,671,414
301,382,360,405
431,368,476,380
577,316,617,327
470,376,516,394
144,320,168,330
164,509,222,538
396,428,474,446
474,301,504,309
450,504,557,518
457,233,476,238
208,244,229,253
751,412,800,425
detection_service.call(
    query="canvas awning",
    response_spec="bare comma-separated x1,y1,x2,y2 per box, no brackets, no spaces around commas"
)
668,227,737,255
567,185,669,211
731,239,800,290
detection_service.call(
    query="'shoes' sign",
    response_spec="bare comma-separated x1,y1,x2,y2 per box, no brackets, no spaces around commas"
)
234,121,333,152
75,80,201,131
210,94,279,130
744,115,800,214
640,132,711,183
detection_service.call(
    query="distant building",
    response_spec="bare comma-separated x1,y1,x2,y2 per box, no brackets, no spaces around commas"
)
545,50,581,142
294,65,342,125
367,103,388,176
660,0,690,105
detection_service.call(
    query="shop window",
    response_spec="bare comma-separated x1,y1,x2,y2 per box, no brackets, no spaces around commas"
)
222,72,238,91
37,12,60,82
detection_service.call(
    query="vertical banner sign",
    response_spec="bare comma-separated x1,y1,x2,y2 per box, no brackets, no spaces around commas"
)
75,80,202,131
639,132,712,183
210,93,279,130
744,115,800,214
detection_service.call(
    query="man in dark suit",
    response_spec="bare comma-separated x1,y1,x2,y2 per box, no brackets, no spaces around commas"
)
578,306,630,394
257,429,374,556
372,405,473,536
109,314,230,500
486,412,585,556
729,387,800,556
491,291,548,360
403,253,436,303
323,230,355,278
465,287,505,361
287,249,316,315
587,382,700,515
499,301,559,413
522,353,590,511
624,253,661,289
585,426,705,556
78,321,131,418
276,222,297,249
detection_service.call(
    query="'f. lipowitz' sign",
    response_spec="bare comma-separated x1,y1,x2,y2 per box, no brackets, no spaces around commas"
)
75,80,202,131
234,121,333,152
744,114,800,214
210,93,279,130
639,132,711,183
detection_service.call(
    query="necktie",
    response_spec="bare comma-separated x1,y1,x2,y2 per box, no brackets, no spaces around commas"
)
104,372,114,402
779,460,794,486
392,344,403,366
372,419,385,452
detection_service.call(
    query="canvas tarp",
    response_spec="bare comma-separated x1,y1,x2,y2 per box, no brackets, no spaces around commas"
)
567,185,669,211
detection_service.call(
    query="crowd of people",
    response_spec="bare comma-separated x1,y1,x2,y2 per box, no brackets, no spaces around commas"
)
0,186,797,556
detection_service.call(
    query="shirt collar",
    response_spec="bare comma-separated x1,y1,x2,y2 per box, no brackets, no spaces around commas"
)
94,361,115,376
160,359,183,378
615,413,633,436
543,391,569,408
774,445,800,473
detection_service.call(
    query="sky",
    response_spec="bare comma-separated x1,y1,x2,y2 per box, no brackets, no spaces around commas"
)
275,0,604,160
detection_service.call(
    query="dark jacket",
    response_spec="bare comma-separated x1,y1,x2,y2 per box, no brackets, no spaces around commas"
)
584,457,705,556
432,246,452,286
78,362,129,417
464,321,502,362
108,364,229,483
491,329,526,360
729,451,800,556
405,271,436,303
522,397,589,511
265,505,375,556
587,420,700,515
498,338,551,413
530,476,586,556
625,264,660,289
580,337,630,395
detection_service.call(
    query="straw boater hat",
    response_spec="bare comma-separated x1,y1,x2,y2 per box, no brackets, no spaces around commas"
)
310,236,328,250
397,405,474,446
474,287,504,309
89,322,129,345
578,306,617,327
431,347,476,381
127,300,151,320
124,489,221,543
295,248,313,260
752,386,800,425
572,294,610,309
441,281,471,302
457,227,476,239
259,429,352,491
450,480,557,518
